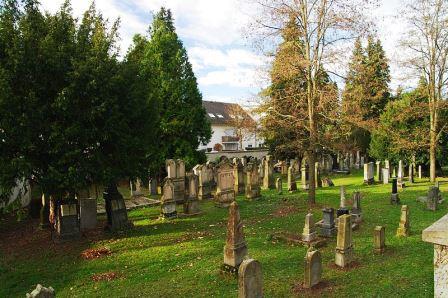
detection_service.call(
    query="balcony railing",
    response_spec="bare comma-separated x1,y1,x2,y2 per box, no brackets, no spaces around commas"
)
222,136,239,143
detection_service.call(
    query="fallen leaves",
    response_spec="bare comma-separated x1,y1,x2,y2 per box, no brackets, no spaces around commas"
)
81,247,112,260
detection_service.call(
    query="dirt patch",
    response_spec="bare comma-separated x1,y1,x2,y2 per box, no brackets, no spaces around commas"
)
92,271,121,282
272,205,300,218
292,281,334,296
81,247,111,260
328,260,361,271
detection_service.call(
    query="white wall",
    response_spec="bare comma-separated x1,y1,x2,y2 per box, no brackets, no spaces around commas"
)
198,124,263,151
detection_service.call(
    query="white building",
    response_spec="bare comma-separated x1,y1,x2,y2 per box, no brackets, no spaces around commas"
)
199,101,263,152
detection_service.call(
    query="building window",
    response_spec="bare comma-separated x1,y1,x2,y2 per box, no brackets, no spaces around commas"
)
217,114,224,118
208,113,216,118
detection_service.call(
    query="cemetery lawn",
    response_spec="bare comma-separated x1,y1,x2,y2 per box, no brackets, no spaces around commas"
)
0,170,442,297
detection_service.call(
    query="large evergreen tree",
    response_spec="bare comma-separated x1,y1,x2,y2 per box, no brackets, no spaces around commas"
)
144,8,211,170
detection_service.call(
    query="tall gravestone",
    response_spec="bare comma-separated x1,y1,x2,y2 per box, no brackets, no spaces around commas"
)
233,159,245,195
351,191,362,223
104,185,132,231
301,163,309,190
166,159,186,203
397,160,405,188
418,165,422,179
194,164,214,200
262,155,274,190
39,194,50,229
390,178,400,205
287,166,297,192
302,213,317,242
79,197,97,231
427,186,439,211
384,160,390,177
130,179,143,197
363,162,374,185
374,226,386,254
238,259,263,298
245,162,261,200
382,168,390,184
396,205,410,237
318,208,336,237
160,178,177,219
223,201,248,272
55,201,80,240
276,177,282,195
214,160,235,207
304,248,322,289
376,161,382,181
149,178,158,196
315,162,322,188
335,214,354,267
337,186,349,219
184,173,200,215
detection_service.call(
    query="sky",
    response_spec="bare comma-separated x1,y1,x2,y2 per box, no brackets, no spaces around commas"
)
40,0,410,106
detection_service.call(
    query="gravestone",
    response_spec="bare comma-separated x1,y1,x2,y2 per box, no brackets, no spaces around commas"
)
374,226,386,254
363,162,374,185
384,160,390,176
166,159,186,203
104,185,132,231
355,151,361,169
130,179,143,197
280,161,288,175
215,160,235,207
321,177,334,187
409,163,414,183
427,186,440,211
55,202,80,240
315,162,322,188
149,178,157,196
351,191,362,223
79,197,97,231
397,160,405,188
26,284,55,298
276,177,282,195
317,208,336,237
376,161,382,181
390,178,400,205
304,248,322,289
302,213,317,242
287,166,297,192
238,259,263,298
245,162,261,200
301,163,309,190
184,173,200,215
382,168,390,184
160,178,177,219
194,164,214,200
335,214,354,268
233,160,245,195
418,165,422,179
422,214,448,298
262,155,274,190
337,186,349,220
396,205,410,237
39,194,50,229
223,201,248,271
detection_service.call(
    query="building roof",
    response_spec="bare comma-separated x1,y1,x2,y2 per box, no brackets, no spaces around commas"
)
202,100,255,126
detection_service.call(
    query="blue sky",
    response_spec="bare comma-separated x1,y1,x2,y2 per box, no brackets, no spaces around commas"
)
40,0,410,106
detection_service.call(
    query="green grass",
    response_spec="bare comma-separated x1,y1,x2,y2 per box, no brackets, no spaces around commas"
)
0,170,443,297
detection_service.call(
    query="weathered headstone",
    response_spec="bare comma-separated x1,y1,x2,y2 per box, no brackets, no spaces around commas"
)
195,163,214,200
166,159,186,203
317,208,336,237
340,186,346,208
301,163,309,190
104,185,132,231
397,160,405,188
79,197,97,231
245,162,261,200
238,259,263,298
396,205,410,237
276,177,282,195
149,178,157,196
223,201,248,271
304,248,322,289
351,191,362,223
130,179,143,197
280,161,288,175
55,202,80,240
335,214,354,268
384,160,390,176
382,168,390,184
233,159,245,195
262,155,274,190
418,165,422,179
287,166,297,192
184,173,200,215
160,178,177,219
26,284,55,298
373,226,386,254
315,162,322,188
422,213,448,298
427,186,440,211
215,160,235,207
355,151,361,169
302,213,317,242
409,163,414,183
390,178,400,205
376,161,382,181
363,162,374,185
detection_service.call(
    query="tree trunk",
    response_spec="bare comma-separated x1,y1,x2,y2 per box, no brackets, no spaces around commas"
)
430,129,436,182
307,149,316,205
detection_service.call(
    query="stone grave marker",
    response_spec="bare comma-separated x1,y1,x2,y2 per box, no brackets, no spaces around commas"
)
376,161,382,181
301,163,309,190
262,155,274,190
215,160,235,207
238,259,263,298
233,159,245,195
104,185,132,231
363,162,374,185
390,178,400,205
276,177,282,195
55,202,80,240
245,162,261,200
79,197,97,231
427,186,440,211
304,248,322,289
335,214,354,268
39,194,50,229
317,208,336,237
374,226,385,254
223,201,248,272
351,191,362,223
287,166,297,192
195,163,214,200
418,165,422,179
396,205,410,237
302,213,317,242
315,162,322,188
184,173,200,215
166,159,186,203
382,168,390,184
397,160,405,188
160,178,177,219
26,284,55,298
149,178,157,196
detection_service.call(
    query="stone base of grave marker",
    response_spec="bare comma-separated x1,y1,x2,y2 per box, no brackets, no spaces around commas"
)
390,193,400,205
161,202,177,219
316,222,336,237
335,246,354,267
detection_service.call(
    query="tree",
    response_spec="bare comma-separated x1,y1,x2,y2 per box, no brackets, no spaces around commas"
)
144,8,211,170
251,0,372,204
225,103,257,150
401,0,448,182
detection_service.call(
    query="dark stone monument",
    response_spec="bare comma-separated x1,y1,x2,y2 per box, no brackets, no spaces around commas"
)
427,186,439,211
55,201,80,241
104,185,132,231
317,208,336,237
79,197,97,231
390,178,400,205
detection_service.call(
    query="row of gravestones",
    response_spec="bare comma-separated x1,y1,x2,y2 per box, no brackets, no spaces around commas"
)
226,187,418,297
364,160,427,187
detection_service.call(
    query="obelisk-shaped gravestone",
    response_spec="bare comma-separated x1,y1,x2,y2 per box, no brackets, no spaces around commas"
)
396,205,410,237
288,166,297,192
223,201,248,272
335,214,353,267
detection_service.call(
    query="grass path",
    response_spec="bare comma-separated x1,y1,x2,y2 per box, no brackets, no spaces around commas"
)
0,170,444,297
